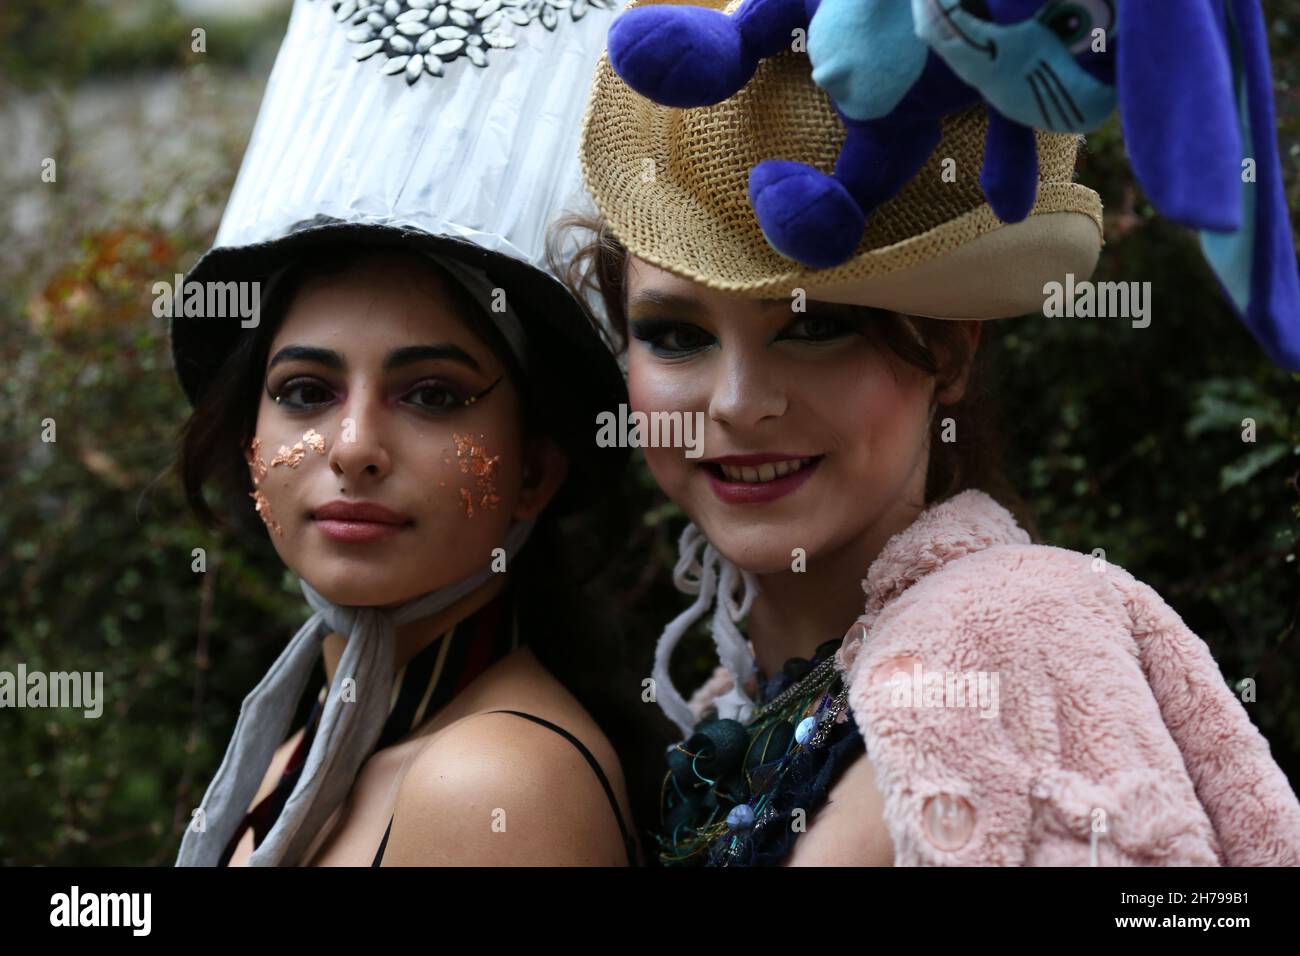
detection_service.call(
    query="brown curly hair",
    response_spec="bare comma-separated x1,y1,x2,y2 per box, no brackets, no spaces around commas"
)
546,208,1040,540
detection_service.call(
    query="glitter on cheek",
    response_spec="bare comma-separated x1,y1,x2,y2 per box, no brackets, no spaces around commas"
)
245,437,269,486
270,441,307,469
452,432,502,518
249,489,283,535
302,429,326,455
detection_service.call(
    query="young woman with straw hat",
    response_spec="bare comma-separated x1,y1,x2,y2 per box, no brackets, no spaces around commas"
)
169,0,642,867
561,0,1300,866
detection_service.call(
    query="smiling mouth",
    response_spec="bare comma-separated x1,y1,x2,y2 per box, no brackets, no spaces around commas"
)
700,454,824,504
703,456,822,484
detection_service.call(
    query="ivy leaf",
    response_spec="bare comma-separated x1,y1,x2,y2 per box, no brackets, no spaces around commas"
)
1219,443,1289,492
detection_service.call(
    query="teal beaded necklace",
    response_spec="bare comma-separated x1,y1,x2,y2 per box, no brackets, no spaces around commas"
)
657,637,852,865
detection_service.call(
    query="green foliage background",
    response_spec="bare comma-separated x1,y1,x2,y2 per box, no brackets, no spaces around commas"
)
1,1,1298,865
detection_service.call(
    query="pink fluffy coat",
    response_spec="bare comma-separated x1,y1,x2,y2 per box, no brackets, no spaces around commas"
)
685,489,1300,865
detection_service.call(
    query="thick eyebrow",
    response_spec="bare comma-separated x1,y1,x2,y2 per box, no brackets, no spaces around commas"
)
267,346,344,373
266,343,482,374
383,344,482,373
626,288,789,316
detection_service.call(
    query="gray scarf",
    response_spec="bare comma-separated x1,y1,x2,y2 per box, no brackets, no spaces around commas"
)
175,518,534,866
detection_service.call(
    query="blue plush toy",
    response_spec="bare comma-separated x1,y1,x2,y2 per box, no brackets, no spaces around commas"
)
915,0,1300,372
607,0,1114,269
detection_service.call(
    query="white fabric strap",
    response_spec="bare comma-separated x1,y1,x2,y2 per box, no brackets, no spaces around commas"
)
651,522,760,739
256,247,530,374
424,250,530,373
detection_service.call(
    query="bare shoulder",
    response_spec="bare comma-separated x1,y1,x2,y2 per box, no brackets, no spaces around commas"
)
381,705,633,866
379,649,636,866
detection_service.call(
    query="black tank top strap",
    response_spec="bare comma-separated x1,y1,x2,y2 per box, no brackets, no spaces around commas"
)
371,709,637,866
373,816,393,867
485,709,638,866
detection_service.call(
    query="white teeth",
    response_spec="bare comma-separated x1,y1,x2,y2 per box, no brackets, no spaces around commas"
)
717,457,813,483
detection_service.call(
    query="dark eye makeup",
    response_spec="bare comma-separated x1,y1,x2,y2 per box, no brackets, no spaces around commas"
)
398,378,475,412
266,373,500,413
782,312,863,342
267,376,334,409
628,318,716,356
628,309,863,357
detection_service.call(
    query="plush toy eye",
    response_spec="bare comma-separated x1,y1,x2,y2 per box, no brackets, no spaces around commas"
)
1040,0,1113,54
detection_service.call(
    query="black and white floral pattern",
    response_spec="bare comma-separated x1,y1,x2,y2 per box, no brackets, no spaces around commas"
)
317,0,618,85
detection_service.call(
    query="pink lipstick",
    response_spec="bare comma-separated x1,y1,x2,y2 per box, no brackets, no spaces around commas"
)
700,453,823,505
311,500,412,543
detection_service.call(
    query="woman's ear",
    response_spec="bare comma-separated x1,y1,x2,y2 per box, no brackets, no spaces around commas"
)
512,436,569,521
934,320,982,406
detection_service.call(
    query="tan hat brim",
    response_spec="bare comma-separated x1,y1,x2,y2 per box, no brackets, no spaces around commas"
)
803,203,1103,319
580,25,1104,319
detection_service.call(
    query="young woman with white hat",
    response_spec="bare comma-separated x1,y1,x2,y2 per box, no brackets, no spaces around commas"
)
562,0,1300,866
170,0,643,867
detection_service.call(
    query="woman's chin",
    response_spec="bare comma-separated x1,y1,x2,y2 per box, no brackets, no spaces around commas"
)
295,556,500,609
706,530,814,577
295,567,416,608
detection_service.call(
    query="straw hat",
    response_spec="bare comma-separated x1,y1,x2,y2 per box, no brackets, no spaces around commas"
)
579,0,1104,319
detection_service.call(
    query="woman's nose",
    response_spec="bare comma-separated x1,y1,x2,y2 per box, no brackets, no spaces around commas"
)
706,347,787,428
326,388,393,484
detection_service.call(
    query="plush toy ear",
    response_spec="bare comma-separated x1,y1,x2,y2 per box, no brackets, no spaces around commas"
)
1199,0,1300,371
1117,0,1241,232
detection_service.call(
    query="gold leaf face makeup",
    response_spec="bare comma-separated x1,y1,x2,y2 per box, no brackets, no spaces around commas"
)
270,441,307,469
248,429,325,536
249,489,283,535
453,432,501,518
265,431,326,472
302,428,327,455
246,437,269,486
